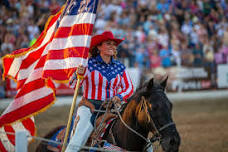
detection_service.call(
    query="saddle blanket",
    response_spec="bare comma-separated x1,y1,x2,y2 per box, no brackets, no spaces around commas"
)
99,118,115,139
89,142,125,152
103,142,125,151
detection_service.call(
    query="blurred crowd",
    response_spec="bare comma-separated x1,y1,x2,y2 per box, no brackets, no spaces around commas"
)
0,0,65,98
0,0,228,98
95,0,228,69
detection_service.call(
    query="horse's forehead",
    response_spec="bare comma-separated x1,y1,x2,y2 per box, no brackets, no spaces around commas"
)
148,89,170,106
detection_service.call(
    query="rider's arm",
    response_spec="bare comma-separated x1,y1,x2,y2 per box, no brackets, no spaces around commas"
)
69,66,88,89
117,70,134,103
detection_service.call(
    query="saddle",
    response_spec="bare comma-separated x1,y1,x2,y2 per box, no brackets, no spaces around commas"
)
51,98,117,150
77,98,117,146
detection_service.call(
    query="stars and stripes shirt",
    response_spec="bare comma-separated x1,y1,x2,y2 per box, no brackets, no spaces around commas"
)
70,55,134,102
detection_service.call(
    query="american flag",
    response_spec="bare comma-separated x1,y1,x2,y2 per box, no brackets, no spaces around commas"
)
0,0,99,151
43,0,99,80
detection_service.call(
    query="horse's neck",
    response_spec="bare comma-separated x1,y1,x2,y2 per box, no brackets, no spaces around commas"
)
111,100,149,150
121,100,149,135
122,100,138,124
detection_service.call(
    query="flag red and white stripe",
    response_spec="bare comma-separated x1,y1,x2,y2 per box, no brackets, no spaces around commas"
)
0,0,99,151
42,1,98,80
81,70,133,101
0,117,35,152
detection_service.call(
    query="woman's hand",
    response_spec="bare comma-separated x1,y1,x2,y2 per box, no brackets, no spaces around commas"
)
76,65,85,76
112,96,122,109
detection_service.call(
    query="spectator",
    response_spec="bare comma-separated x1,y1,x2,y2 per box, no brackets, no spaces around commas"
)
37,13,50,32
157,24,169,48
49,0,61,15
29,33,39,46
1,31,14,55
94,14,107,31
118,43,131,67
214,45,225,64
203,38,214,63
156,0,170,14
1,0,228,98
223,26,228,47
16,27,29,48
27,20,40,41
181,20,193,36
0,67,5,98
192,43,204,66
222,26,228,63
135,25,146,43
160,46,172,68
181,43,194,67
135,46,146,68
171,44,181,67
150,49,161,69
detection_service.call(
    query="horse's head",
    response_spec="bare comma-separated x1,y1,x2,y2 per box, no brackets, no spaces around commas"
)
134,77,181,152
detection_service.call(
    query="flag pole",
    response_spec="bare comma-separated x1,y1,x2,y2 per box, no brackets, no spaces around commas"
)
61,0,99,150
61,74,83,152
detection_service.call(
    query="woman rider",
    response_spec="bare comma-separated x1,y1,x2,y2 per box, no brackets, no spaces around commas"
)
65,31,134,152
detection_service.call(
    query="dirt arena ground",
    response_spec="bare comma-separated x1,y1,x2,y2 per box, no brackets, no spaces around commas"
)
1,97,227,152
24,97,228,152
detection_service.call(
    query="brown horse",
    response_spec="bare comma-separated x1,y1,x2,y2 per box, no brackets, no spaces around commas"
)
36,77,181,152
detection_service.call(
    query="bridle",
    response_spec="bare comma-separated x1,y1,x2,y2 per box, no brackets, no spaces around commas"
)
141,96,175,150
113,95,175,151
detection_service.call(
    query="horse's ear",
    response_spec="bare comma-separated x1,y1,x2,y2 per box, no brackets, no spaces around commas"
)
147,78,154,90
160,76,168,89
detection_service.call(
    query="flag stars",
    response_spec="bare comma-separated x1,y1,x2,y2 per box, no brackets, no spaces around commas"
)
89,67,93,71
89,57,126,81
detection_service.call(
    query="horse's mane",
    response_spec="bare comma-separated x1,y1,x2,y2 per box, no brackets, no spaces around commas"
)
120,79,152,122
121,80,149,114
120,78,166,122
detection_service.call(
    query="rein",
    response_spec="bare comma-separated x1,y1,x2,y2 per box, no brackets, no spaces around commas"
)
92,96,175,151
113,102,150,143
113,96,175,151
140,96,175,145
91,99,113,146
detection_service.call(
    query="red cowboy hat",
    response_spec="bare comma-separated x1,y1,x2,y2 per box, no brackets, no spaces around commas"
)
90,31,124,49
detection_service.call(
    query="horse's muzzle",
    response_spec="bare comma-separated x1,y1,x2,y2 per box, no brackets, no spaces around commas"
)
160,130,181,152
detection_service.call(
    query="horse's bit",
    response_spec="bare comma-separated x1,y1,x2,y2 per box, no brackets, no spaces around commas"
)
141,96,175,144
